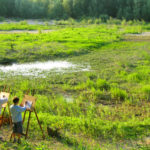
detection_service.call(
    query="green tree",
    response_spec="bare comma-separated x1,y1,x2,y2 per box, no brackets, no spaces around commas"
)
48,0,64,19
63,0,73,18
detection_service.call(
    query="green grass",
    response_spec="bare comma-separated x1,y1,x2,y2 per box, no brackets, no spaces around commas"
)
0,24,121,64
0,21,150,149
0,21,57,31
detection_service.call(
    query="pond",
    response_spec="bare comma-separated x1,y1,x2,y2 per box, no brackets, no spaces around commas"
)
0,61,90,77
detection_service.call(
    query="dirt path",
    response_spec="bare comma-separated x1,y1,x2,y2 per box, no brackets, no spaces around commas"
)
126,32,150,37
0,19,55,25
124,32,150,41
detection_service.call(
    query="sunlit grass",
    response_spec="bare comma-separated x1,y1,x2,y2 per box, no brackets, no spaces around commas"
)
0,22,150,149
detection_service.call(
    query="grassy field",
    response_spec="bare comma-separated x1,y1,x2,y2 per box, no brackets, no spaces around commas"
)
0,19,150,150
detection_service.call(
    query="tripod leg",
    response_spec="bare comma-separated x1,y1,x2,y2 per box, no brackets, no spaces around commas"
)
7,104,12,126
34,109,45,139
25,111,31,139
23,110,27,124
1,107,6,127
8,87,10,93
3,85,6,92
10,132,13,141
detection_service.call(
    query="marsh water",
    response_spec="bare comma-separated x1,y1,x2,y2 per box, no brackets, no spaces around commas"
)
0,61,90,77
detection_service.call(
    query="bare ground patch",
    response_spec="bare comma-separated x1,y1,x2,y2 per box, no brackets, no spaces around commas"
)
124,32,150,41
0,19,55,25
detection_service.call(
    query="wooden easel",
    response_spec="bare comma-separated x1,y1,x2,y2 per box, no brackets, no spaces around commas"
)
0,86,12,127
22,91,45,139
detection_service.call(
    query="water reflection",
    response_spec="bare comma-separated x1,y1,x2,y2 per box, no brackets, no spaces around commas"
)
0,61,90,77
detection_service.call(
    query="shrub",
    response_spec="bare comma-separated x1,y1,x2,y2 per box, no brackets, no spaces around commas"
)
87,19,94,24
94,18,102,24
107,17,121,25
19,20,28,25
80,19,87,24
121,19,127,26
68,18,76,25
99,14,109,22
44,21,49,26
127,20,134,25
56,20,68,25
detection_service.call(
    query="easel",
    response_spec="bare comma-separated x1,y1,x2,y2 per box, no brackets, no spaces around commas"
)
0,86,12,127
22,91,45,139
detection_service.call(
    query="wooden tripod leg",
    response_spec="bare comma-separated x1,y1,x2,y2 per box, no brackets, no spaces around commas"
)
7,104,12,126
3,85,6,92
26,89,30,95
25,111,31,139
10,132,13,141
1,107,6,127
23,110,27,123
8,87,10,92
34,109,45,139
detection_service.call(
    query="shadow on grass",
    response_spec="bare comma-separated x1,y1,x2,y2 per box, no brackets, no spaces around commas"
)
57,135,87,150
47,127,87,149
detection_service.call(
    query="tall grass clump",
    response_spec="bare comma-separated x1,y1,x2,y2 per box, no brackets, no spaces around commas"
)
87,18,94,24
142,85,150,100
127,73,143,82
121,19,127,26
124,25,142,34
94,18,102,24
127,69,150,83
96,79,110,91
107,17,121,25
86,78,110,91
111,88,128,101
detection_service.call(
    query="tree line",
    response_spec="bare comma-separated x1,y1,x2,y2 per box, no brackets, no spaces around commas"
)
0,0,150,21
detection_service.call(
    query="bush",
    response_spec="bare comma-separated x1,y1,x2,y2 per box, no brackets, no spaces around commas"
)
87,19,94,24
80,19,87,24
68,18,76,25
19,20,28,25
99,14,109,22
56,20,69,25
107,17,121,25
127,20,134,25
121,19,127,26
94,18,102,24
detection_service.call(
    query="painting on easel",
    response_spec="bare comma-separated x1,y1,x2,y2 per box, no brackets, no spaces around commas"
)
21,95,37,110
0,92,10,108
0,89,12,127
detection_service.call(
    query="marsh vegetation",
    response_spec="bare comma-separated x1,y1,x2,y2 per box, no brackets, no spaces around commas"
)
0,18,150,150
